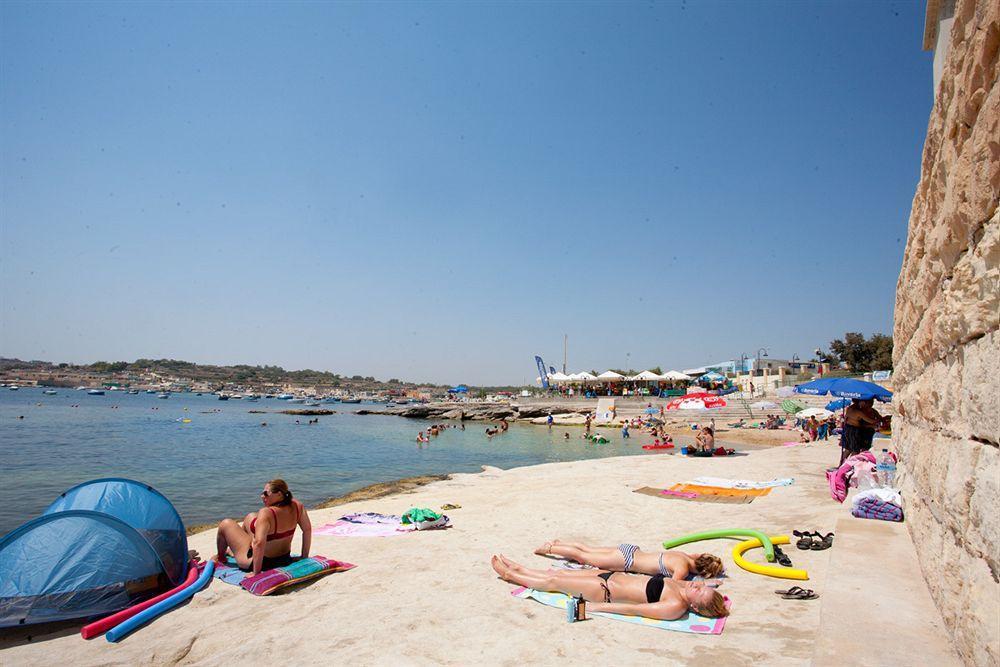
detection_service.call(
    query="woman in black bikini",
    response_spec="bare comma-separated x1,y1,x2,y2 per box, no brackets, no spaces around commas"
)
490,555,728,620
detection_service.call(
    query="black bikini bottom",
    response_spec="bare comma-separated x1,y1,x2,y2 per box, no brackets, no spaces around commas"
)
242,549,295,571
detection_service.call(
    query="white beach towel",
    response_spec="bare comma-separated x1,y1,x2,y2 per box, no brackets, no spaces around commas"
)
688,476,795,490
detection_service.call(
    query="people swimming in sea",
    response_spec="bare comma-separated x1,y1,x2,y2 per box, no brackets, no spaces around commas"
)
215,479,312,576
417,431,429,443
534,540,724,581
490,554,728,620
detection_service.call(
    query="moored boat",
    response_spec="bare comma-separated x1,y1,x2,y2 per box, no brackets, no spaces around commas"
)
87,389,105,395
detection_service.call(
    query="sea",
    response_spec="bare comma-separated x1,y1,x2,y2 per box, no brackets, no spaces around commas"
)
0,387,689,536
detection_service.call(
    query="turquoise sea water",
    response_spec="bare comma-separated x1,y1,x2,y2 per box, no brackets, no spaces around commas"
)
0,387,683,535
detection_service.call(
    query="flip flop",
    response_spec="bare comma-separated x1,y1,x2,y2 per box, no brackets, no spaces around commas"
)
776,587,819,600
810,532,835,551
792,530,815,550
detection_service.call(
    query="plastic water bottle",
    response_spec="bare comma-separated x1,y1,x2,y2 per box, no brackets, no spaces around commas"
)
877,449,896,488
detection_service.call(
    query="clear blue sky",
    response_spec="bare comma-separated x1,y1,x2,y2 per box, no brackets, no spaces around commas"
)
1,1,932,385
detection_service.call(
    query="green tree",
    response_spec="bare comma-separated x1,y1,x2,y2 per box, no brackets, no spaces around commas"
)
827,332,893,373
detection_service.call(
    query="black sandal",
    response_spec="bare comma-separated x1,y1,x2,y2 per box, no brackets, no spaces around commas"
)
775,586,818,600
793,530,815,550
810,532,835,551
773,545,793,567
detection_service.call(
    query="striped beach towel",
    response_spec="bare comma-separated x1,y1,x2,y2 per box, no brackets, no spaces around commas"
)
240,556,356,596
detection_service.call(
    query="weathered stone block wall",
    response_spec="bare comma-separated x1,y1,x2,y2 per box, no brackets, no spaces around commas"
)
893,1,999,664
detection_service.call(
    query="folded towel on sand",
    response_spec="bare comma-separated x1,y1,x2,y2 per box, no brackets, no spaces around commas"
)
213,556,356,595
510,587,730,634
633,486,755,504
687,476,794,490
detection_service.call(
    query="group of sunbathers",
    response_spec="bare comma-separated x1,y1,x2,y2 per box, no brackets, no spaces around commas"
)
217,481,731,622
490,539,729,620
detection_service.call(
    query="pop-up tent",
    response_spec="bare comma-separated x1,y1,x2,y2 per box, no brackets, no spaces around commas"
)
0,478,188,627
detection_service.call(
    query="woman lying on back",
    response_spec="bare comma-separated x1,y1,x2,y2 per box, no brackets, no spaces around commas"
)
491,555,728,620
535,539,724,581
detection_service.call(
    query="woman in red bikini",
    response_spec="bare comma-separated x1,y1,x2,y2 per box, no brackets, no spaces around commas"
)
215,479,312,575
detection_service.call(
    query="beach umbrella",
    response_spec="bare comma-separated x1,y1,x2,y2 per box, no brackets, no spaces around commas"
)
750,400,778,410
795,377,893,402
826,398,851,411
697,371,726,383
780,399,805,415
597,370,625,381
664,393,727,410
644,406,659,415
798,408,834,420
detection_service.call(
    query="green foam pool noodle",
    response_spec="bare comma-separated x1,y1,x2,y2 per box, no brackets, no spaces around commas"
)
663,529,776,562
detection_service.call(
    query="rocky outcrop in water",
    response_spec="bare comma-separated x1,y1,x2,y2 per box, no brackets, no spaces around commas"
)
893,1,999,663
357,403,579,421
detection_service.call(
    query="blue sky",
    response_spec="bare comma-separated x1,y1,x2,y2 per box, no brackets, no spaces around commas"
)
1,1,932,385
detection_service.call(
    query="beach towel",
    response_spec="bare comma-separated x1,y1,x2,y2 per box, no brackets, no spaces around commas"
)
633,486,755,504
669,484,772,498
510,587,730,634
213,556,356,595
314,520,414,537
852,497,903,522
340,512,403,525
689,477,794,489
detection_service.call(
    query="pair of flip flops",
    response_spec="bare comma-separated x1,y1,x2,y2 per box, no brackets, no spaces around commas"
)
776,586,819,600
793,530,834,550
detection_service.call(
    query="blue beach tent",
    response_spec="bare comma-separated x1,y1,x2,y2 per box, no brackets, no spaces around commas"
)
795,378,893,402
0,478,188,628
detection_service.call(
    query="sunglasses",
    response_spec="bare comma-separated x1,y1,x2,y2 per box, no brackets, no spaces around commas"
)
260,489,276,497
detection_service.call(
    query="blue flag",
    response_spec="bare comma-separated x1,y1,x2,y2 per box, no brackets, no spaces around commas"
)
535,356,549,389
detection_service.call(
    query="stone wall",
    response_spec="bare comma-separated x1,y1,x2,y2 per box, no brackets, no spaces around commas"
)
893,0,999,664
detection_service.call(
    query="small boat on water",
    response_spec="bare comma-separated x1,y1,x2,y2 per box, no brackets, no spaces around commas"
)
157,393,170,399
340,397,362,404
8,386,19,391
146,390,157,394
217,394,230,401
127,389,140,394
276,393,294,400
244,395,259,402
288,398,306,404
76,386,87,391
43,389,58,395
87,389,105,395
322,397,340,404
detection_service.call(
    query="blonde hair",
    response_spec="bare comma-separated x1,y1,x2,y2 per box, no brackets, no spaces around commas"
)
697,590,730,618
267,479,293,506
694,554,724,578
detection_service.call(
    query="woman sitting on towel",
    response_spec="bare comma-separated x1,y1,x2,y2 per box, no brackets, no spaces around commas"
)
215,479,312,575
490,555,728,620
534,540,724,581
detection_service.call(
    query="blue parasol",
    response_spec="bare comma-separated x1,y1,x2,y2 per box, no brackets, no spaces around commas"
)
795,378,892,402
825,398,851,411
644,406,659,415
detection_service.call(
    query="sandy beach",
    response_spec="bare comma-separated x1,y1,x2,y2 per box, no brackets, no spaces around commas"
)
0,441,957,666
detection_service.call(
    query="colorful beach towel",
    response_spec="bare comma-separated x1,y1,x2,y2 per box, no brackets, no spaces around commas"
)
510,587,729,634
222,556,356,596
314,520,414,537
340,512,403,525
669,483,772,498
633,486,754,504
242,556,355,596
